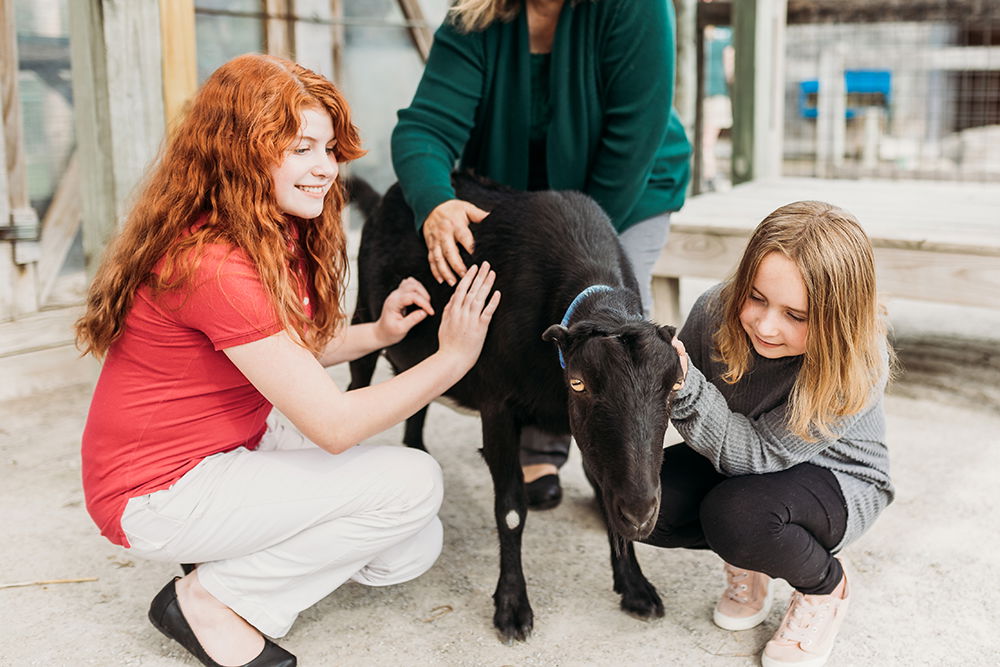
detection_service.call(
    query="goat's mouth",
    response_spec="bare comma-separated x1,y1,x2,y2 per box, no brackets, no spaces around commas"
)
605,490,661,541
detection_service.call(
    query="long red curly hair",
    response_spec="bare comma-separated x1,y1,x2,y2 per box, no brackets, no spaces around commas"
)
76,54,364,358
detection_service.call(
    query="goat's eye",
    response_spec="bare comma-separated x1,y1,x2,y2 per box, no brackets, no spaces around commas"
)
569,378,586,392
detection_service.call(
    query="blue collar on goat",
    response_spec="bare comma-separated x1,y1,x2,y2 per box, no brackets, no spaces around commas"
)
557,284,615,368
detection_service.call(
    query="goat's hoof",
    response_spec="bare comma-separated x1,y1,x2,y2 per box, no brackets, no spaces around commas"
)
493,606,533,643
620,583,665,619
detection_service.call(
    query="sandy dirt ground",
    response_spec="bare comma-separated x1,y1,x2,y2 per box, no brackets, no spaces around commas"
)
2,291,1000,666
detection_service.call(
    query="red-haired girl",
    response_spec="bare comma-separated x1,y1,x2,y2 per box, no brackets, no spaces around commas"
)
76,54,500,667
646,202,894,667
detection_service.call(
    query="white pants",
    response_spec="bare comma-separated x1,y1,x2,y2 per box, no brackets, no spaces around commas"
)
120,413,444,638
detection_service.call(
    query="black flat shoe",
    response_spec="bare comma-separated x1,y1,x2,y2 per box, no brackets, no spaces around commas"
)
148,578,296,667
525,473,562,510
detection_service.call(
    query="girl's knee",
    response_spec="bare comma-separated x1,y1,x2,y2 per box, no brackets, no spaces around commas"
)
401,447,444,511
371,446,444,518
701,478,782,561
410,515,443,575
353,516,443,587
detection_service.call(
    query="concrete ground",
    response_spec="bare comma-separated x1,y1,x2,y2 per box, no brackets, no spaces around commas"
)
2,284,999,666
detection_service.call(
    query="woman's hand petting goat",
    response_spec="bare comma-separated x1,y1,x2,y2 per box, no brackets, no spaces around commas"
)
437,262,501,362
422,199,490,286
318,277,434,367
223,263,500,456
375,276,436,346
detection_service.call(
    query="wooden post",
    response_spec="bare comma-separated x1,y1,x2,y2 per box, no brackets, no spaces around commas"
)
265,0,295,60
69,0,166,277
730,0,755,184
0,71,11,321
1,0,27,213
674,0,698,196
674,0,698,142
730,0,786,184
816,44,846,177
756,0,786,181
293,0,335,80
861,107,881,171
397,0,433,63
691,12,707,195
36,151,81,306
159,0,198,129
1,0,39,319
330,0,345,85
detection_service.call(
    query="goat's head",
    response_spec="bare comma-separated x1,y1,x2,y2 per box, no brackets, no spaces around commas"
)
543,319,683,541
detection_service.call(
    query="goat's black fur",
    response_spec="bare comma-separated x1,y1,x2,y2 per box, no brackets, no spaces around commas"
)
347,172,683,642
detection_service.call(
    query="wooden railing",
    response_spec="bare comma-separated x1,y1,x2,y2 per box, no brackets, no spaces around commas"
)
652,177,1000,326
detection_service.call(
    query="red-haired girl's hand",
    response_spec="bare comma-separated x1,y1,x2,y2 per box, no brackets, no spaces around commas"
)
437,262,501,369
376,277,435,346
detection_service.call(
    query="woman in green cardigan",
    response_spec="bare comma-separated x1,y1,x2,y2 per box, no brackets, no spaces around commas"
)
392,0,691,508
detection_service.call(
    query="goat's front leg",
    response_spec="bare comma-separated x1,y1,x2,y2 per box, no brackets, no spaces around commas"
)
607,534,664,619
347,350,378,391
479,408,532,643
402,406,428,451
586,471,664,619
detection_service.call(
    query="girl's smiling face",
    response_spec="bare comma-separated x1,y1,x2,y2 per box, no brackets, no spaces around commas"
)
270,107,338,219
739,251,809,358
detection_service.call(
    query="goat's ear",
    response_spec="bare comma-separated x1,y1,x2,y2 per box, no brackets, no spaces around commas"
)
542,324,569,346
657,324,677,342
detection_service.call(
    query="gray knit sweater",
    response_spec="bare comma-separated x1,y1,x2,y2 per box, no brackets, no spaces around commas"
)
670,285,894,551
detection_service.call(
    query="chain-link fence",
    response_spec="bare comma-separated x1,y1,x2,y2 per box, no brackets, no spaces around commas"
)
699,0,1000,188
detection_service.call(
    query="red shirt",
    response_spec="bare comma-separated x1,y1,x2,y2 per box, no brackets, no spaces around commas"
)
82,242,306,546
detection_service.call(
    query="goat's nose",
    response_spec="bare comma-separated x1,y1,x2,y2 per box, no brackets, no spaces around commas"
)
619,498,658,532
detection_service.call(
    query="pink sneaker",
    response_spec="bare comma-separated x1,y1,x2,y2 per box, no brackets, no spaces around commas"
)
713,562,774,631
761,567,850,667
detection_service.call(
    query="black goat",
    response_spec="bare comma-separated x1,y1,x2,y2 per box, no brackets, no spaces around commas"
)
347,173,683,643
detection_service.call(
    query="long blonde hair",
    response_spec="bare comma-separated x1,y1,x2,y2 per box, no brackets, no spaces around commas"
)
448,0,520,32
448,0,592,33
76,54,364,359
713,201,892,440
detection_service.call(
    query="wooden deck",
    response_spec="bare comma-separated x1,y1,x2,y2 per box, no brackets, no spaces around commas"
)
651,177,1000,325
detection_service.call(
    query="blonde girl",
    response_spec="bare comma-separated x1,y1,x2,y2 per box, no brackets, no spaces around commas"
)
76,54,499,667
644,201,893,667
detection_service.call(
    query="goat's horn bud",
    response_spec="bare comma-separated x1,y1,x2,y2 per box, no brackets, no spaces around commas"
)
542,324,568,345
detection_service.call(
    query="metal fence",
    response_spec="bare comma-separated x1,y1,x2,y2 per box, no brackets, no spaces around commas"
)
700,0,1000,188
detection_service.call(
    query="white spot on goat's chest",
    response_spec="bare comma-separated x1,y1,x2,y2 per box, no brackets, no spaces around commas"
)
505,509,521,530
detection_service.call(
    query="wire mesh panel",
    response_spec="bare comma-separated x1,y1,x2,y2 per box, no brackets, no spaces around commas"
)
14,0,72,221
781,0,1000,182
697,0,1000,186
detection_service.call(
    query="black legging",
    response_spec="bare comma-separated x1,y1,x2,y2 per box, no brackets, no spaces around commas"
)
643,443,848,595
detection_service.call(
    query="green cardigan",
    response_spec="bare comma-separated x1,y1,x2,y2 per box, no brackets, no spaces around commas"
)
391,0,692,233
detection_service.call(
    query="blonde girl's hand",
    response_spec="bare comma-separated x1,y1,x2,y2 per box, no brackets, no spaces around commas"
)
422,199,490,286
376,277,435,346
437,262,501,369
671,336,689,390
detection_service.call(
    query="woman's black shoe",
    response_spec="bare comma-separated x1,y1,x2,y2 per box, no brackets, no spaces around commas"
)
525,473,562,510
148,578,296,667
